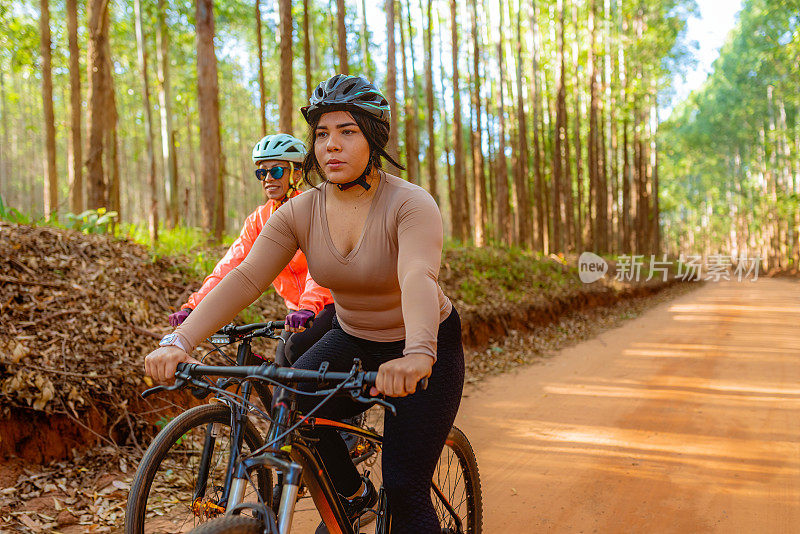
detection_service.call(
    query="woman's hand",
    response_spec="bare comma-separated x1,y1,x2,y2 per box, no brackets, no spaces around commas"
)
144,346,201,383
372,354,433,397
285,309,315,333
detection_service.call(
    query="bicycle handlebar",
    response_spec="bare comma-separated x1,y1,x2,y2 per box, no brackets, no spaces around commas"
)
176,362,371,384
173,363,426,390
214,320,285,337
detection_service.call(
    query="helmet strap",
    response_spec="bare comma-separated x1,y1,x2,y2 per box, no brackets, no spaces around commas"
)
335,159,373,192
275,162,297,207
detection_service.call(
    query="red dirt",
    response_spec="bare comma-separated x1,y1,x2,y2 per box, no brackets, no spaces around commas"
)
456,278,800,532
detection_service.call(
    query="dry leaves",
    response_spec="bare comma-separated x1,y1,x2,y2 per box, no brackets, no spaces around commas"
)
0,222,286,456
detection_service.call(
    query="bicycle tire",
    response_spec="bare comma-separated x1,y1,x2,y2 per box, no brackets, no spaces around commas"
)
433,426,483,534
125,403,272,534
184,515,268,534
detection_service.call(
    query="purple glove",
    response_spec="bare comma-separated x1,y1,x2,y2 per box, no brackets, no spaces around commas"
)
168,308,192,327
285,309,315,330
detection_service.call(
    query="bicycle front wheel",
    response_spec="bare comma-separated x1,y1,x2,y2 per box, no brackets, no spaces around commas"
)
125,403,272,534
186,515,268,534
433,426,483,534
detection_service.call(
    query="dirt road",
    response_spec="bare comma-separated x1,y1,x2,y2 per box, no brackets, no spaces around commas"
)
456,278,800,533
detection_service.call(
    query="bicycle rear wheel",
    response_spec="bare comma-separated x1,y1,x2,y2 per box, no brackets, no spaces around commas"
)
125,403,272,534
432,426,482,534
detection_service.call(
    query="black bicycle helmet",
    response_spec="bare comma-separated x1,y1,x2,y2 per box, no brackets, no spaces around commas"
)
302,75,392,191
301,74,391,125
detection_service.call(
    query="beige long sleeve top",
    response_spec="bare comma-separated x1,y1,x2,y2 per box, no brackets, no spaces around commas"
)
174,173,452,361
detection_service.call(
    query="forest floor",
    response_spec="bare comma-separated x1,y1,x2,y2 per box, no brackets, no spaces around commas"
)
0,221,695,532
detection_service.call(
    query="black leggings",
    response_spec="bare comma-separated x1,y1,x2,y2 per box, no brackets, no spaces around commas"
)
293,308,465,534
275,303,336,365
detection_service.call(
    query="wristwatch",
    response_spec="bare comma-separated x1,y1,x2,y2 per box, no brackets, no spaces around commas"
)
159,333,191,353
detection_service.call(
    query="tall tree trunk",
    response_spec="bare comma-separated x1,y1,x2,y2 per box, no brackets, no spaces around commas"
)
40,0,57,217
196,0,224,241
185,103,198,225
337,0,349,74
470,0,486,246
361,0,372,77
304,0,312,98
495,0,510,244
66,0,83,214
551,0,566,253
511,0,529,247
651,102,659,254
561,4,574,252
587,0,600,251
403,0,421,185
620,7,631,252
422,0,438,203
436,8,454,234
279,0,293,134
399,0,419,184
86,0,111,210
0,68,6,201
102,28,120,227
633,95,642,252
529,0,544,253
157,0,178,227
599,0,611,252
571,0,583,251
385,0,400,166
256,0,267,135
134,0,158,243
450,0,468,241
106,105,121,225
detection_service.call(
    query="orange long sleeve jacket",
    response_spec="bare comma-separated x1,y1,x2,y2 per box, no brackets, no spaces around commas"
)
182,191,333,314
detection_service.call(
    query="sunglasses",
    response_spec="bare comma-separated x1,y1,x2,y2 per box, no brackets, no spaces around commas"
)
255,166,290,181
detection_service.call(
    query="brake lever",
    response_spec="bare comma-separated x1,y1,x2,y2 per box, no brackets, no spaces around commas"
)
348,389,398,416
141,379,187,399
369,396,397,416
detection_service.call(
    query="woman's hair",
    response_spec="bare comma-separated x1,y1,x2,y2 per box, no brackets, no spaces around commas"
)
301,109,406,188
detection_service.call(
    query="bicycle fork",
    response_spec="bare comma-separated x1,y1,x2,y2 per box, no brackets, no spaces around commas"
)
228,450,304,533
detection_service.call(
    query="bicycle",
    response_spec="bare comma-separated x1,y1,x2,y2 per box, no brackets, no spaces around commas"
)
125,321,282,533
125,321,388,533
126,323,482,533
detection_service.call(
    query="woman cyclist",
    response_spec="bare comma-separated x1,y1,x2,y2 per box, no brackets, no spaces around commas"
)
145,75,465,533
167,133,334,365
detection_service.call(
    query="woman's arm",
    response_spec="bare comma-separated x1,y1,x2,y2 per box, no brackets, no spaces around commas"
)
145,207,300,382
374,190,444,397
395,191,445,362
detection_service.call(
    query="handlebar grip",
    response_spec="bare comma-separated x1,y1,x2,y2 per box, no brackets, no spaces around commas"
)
361,372,428,391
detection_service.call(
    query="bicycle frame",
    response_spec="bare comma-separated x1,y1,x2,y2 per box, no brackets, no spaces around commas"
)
227,410,462,534
191,335,274,512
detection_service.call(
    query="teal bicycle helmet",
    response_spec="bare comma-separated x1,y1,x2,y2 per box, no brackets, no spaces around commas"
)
252,133,306,164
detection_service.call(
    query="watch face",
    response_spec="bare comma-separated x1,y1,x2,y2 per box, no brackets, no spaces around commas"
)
160,333,177,346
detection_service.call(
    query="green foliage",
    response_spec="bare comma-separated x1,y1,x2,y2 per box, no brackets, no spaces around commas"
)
444,246,580,306
660,0,799,255
124,223,236,277
0,196,32,224
65,208,119,235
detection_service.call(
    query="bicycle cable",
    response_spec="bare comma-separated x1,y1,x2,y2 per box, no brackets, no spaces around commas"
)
244,370,357,458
